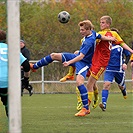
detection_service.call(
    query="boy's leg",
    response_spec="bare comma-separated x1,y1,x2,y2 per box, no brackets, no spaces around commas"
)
0,88,8,117
87,76,97,105
115,72,127,99
120,84,127,99
99,82,110,111
75,87,82,111
33,55,53,69
92,84,99,109
75,84,90,117
60,66,75,82
99,71,113,111
99,89,109,111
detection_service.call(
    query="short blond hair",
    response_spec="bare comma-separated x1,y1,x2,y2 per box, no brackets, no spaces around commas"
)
78,20,94,30
100,15,112,25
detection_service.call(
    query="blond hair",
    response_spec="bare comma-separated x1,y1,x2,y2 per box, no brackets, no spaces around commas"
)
100,15,112,25
78,20,94,30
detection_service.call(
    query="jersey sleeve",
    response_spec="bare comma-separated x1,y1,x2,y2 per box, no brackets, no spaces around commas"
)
96,32,102,39
112,31,124,45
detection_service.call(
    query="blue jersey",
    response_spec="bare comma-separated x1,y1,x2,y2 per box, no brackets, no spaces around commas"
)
62,30,101,78
0,43,27,88
78,30,101,65
106,44,131,72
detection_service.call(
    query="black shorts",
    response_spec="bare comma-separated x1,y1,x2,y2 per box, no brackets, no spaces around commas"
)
0,88,8,106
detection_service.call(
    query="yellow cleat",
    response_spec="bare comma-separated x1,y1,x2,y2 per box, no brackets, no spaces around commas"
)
76,101,82,111
123,96,127,99
92,97,99,109
59,75,74,82
75,108,90,117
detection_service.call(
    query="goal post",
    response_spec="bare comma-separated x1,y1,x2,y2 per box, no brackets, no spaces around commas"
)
7,0,21,133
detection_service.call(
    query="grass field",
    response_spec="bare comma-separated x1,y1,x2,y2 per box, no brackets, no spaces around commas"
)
0,93,133,133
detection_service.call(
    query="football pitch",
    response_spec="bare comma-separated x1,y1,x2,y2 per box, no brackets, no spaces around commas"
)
0,93,133,133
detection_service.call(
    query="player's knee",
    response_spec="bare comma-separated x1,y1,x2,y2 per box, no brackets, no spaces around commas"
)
76,80,83,86
103,82,110,90
50,53,57,60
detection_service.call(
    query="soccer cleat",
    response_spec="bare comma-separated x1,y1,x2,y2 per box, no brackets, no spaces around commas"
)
75,108,90,117
30,63,37,72
59,75,74,82
123,95,127,99
99,103,106,111
92,96,99,109
76,101,82,111
121,89,127,99
28,85,33,96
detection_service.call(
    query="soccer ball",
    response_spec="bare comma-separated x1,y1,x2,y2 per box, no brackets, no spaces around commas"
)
58,11,70,24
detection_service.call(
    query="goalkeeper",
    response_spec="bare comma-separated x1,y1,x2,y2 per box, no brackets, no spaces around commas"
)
0,30,31,117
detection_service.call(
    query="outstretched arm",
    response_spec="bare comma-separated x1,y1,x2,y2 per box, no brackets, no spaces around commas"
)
121,43,133,54
63,53,84,67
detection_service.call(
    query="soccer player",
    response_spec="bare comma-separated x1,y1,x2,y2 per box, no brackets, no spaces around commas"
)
30,20,116,116
20,40,33,96
0,30,31,117
99,43,131,111
59,24,98,111
86,16,133,111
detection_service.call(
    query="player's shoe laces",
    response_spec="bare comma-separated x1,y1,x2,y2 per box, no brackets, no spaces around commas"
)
92,96,99,109
76,101,82,111
59,75,74,82
99,102,106,111
30,63,37,72
75,108,90,117
121,89,127,99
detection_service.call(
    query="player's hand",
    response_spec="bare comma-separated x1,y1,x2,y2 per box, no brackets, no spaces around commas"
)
110,37,117,42
22,76,29,89
63,62,69,67
122,63,127,70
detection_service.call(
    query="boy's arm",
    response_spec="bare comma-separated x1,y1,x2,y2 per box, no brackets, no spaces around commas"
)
121,43,133,54
63,53,84,67
100,35,117,42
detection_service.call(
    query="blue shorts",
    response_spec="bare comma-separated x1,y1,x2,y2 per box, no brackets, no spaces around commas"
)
62,52,91,78
104,71,125,86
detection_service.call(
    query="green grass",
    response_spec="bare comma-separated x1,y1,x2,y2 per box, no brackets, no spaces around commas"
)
0,93,133,133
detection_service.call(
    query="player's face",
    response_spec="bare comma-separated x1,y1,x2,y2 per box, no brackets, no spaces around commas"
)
20,42,24,48
80,26,90,37
100,19,110,30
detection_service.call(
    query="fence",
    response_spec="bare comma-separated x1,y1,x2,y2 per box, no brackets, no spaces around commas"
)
29,60,132,94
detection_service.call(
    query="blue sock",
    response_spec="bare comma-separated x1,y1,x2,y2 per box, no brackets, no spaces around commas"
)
102,90,109,108
78,84,88,110
33,55,53,69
